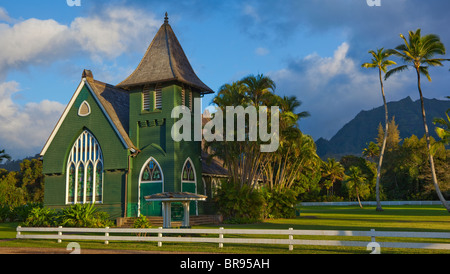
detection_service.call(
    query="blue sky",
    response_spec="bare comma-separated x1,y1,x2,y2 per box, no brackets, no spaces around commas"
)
1,0,450,159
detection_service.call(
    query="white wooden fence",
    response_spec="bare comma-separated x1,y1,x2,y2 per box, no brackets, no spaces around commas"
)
16,226,450,253
300,200,442,207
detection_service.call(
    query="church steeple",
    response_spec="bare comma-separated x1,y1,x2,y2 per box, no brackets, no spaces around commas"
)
117,13,213,95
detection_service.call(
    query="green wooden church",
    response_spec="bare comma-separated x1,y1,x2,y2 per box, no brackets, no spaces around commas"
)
40,13,227,221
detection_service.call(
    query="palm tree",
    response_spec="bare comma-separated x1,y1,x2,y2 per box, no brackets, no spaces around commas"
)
240,74,276,106
344,166,367,209
385,29,450,212
362,48,396,212
279,95,310,129
0,149,11,164
211,74,278,190
321,158,345,196
362,141,380,162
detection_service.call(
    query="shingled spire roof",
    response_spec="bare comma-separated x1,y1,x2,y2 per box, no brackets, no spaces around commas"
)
117,13,214,94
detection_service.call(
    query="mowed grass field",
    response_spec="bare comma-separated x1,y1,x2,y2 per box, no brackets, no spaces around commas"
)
1,205,450,254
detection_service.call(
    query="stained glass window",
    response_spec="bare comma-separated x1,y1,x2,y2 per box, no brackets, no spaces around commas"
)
68,164,75,203
77,163,84,203
86,163,93,202
95,162,103,202
182,159,195,182
141,159,163,182
66,130,103,204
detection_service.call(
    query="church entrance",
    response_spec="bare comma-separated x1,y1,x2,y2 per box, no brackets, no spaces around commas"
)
139,157,163,216
139,182,162,216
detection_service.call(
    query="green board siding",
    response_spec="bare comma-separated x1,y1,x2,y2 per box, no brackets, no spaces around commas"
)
43,81,205,219
126,83,202,217
43,84,128,216
43,86,128,174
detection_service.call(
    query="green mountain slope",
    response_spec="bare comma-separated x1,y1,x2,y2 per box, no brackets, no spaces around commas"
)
316,96,450,159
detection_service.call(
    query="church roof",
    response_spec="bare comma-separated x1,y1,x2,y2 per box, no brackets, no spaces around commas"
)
117,13,214,95
40,70,137,156
85,75,136,151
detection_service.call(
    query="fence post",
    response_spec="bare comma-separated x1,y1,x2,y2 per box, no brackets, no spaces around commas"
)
105,227,109,245
219,227,224,248
16,226,21,238
289,228,293,251
58,226,63,243
370,229,376,243
158,227,163,247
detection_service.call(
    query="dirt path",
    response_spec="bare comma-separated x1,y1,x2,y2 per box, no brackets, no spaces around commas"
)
0,246,195,254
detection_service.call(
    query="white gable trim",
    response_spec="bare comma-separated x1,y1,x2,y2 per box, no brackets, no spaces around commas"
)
40,78,130,156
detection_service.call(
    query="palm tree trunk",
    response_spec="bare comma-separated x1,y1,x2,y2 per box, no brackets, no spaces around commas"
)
376,68,386,212
416,68,450,212
356,187,363,209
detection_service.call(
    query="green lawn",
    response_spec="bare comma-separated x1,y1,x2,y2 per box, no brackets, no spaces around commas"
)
1,205,450,254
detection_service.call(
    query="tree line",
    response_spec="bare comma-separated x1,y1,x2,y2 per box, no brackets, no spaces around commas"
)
1,28,449,224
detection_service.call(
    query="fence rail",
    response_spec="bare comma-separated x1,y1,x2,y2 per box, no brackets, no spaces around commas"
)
16,226,450,252
300,200,442,207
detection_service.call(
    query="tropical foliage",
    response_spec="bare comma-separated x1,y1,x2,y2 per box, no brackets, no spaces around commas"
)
208,74,318,222
0,158,44,208
344,166,370,208
21,204,114,228
433,98,450,146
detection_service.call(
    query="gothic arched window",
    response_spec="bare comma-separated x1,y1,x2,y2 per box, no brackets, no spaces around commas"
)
182,159,195,182
66,130,103,204
141,158,163,182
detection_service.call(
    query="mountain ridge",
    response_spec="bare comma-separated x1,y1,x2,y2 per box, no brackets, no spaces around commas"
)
316,96,450,160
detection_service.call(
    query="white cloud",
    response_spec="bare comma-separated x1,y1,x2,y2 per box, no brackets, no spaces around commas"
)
255,47,269,56
0,6,161,159
0,19,68,78
0,6,160,79
69,7,160,60
0,81,65,159
242,4,260,22
0,7,12,22
269,42,410,140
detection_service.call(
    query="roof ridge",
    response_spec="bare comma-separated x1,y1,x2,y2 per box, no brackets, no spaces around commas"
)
164,23,177,81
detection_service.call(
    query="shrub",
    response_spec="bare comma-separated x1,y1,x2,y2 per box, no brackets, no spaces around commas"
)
133,215,151,228
59,204,114,228
215,182,264,224
22,206,57,227
13,203,43,222
262,188,298,219
133,215,151,237
0,205,12,222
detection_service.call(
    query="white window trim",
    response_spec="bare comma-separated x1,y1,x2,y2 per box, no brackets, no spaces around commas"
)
77,100,91,116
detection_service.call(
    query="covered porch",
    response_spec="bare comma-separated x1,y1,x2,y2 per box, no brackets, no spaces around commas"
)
144,192,207,228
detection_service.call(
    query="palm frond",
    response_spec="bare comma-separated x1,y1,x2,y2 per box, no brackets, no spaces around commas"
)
361,62,377,69
422,59,445,67
419,66,432,82
385,65,408,80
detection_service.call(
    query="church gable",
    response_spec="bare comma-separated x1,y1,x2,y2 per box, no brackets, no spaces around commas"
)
41,75,133,174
